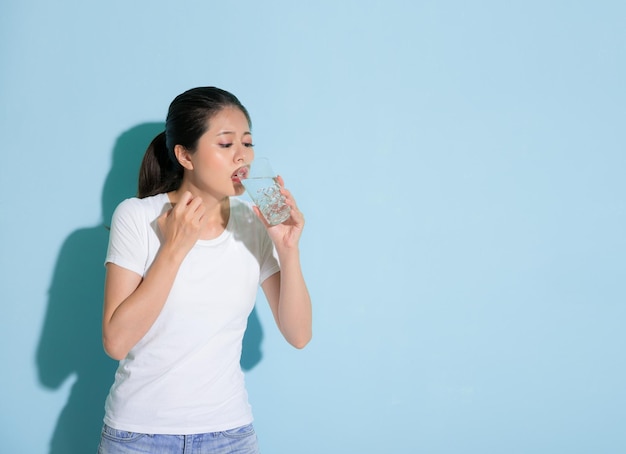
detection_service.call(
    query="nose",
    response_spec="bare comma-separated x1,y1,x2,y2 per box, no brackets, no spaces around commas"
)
234,145,246,163
235,144,253,164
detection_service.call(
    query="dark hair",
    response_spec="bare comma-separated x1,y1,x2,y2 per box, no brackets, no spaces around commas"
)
138,87,252,198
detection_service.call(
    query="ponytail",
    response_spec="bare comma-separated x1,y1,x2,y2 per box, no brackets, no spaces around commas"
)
137,131,183,198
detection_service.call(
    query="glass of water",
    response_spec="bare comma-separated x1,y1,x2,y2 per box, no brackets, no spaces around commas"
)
242,158,291,225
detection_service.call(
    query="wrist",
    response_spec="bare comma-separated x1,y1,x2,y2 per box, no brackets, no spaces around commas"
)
157,242,189,267
276,245,301,264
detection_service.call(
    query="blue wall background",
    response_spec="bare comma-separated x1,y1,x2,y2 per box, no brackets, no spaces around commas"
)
1,1,625,453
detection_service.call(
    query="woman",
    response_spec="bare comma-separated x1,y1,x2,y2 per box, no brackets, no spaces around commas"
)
98,87,312,453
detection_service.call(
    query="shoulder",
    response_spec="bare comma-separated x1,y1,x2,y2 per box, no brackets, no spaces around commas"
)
230,197,272,237
114,193,169,217
230,197,259,225
111,193,169,228
229,197,276,251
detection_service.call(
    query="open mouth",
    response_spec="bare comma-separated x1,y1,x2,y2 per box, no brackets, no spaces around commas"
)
231,166,249,183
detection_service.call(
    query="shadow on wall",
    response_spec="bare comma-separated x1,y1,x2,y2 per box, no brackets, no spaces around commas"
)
35,123,264,454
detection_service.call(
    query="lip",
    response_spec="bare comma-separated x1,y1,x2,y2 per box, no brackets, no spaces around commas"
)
231,165,249,183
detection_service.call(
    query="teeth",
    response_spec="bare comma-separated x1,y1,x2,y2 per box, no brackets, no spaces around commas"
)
233,168,248,179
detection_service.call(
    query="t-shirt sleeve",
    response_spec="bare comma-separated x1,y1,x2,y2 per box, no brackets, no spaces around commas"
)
105,198,147,277
258,226,281,285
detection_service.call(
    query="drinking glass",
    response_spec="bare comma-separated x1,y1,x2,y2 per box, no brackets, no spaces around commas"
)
242,158,291,225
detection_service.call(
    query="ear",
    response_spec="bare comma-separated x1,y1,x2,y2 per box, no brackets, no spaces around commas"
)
174,144,194,170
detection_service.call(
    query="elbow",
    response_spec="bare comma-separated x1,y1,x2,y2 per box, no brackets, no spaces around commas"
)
292,340,310,350
289,331,312,350
102,337,128,361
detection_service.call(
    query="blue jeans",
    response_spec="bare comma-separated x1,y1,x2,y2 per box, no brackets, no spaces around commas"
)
97,423,260,454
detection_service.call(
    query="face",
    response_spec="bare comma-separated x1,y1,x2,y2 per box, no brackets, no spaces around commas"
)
176,106,254,199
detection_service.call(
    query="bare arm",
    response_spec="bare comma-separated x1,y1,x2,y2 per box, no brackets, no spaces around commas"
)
102,192,205,360
261,251,312,349
257,177,312,349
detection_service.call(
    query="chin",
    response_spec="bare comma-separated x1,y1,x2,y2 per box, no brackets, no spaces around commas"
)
233,184,246,196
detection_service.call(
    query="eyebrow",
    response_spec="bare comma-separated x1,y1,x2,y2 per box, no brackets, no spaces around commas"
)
216,131,252,137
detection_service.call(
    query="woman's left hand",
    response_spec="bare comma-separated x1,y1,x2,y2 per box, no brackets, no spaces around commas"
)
253,175,304,251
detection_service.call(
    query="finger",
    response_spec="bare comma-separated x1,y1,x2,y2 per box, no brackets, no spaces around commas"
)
280,188,298,211
180,190,194,205
193,202,206,224
172,191,193,214
280,187,294,201
187,195,204,213
180,197,205,228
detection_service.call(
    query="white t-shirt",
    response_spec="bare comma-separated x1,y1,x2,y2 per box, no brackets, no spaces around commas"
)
103,193,280,434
